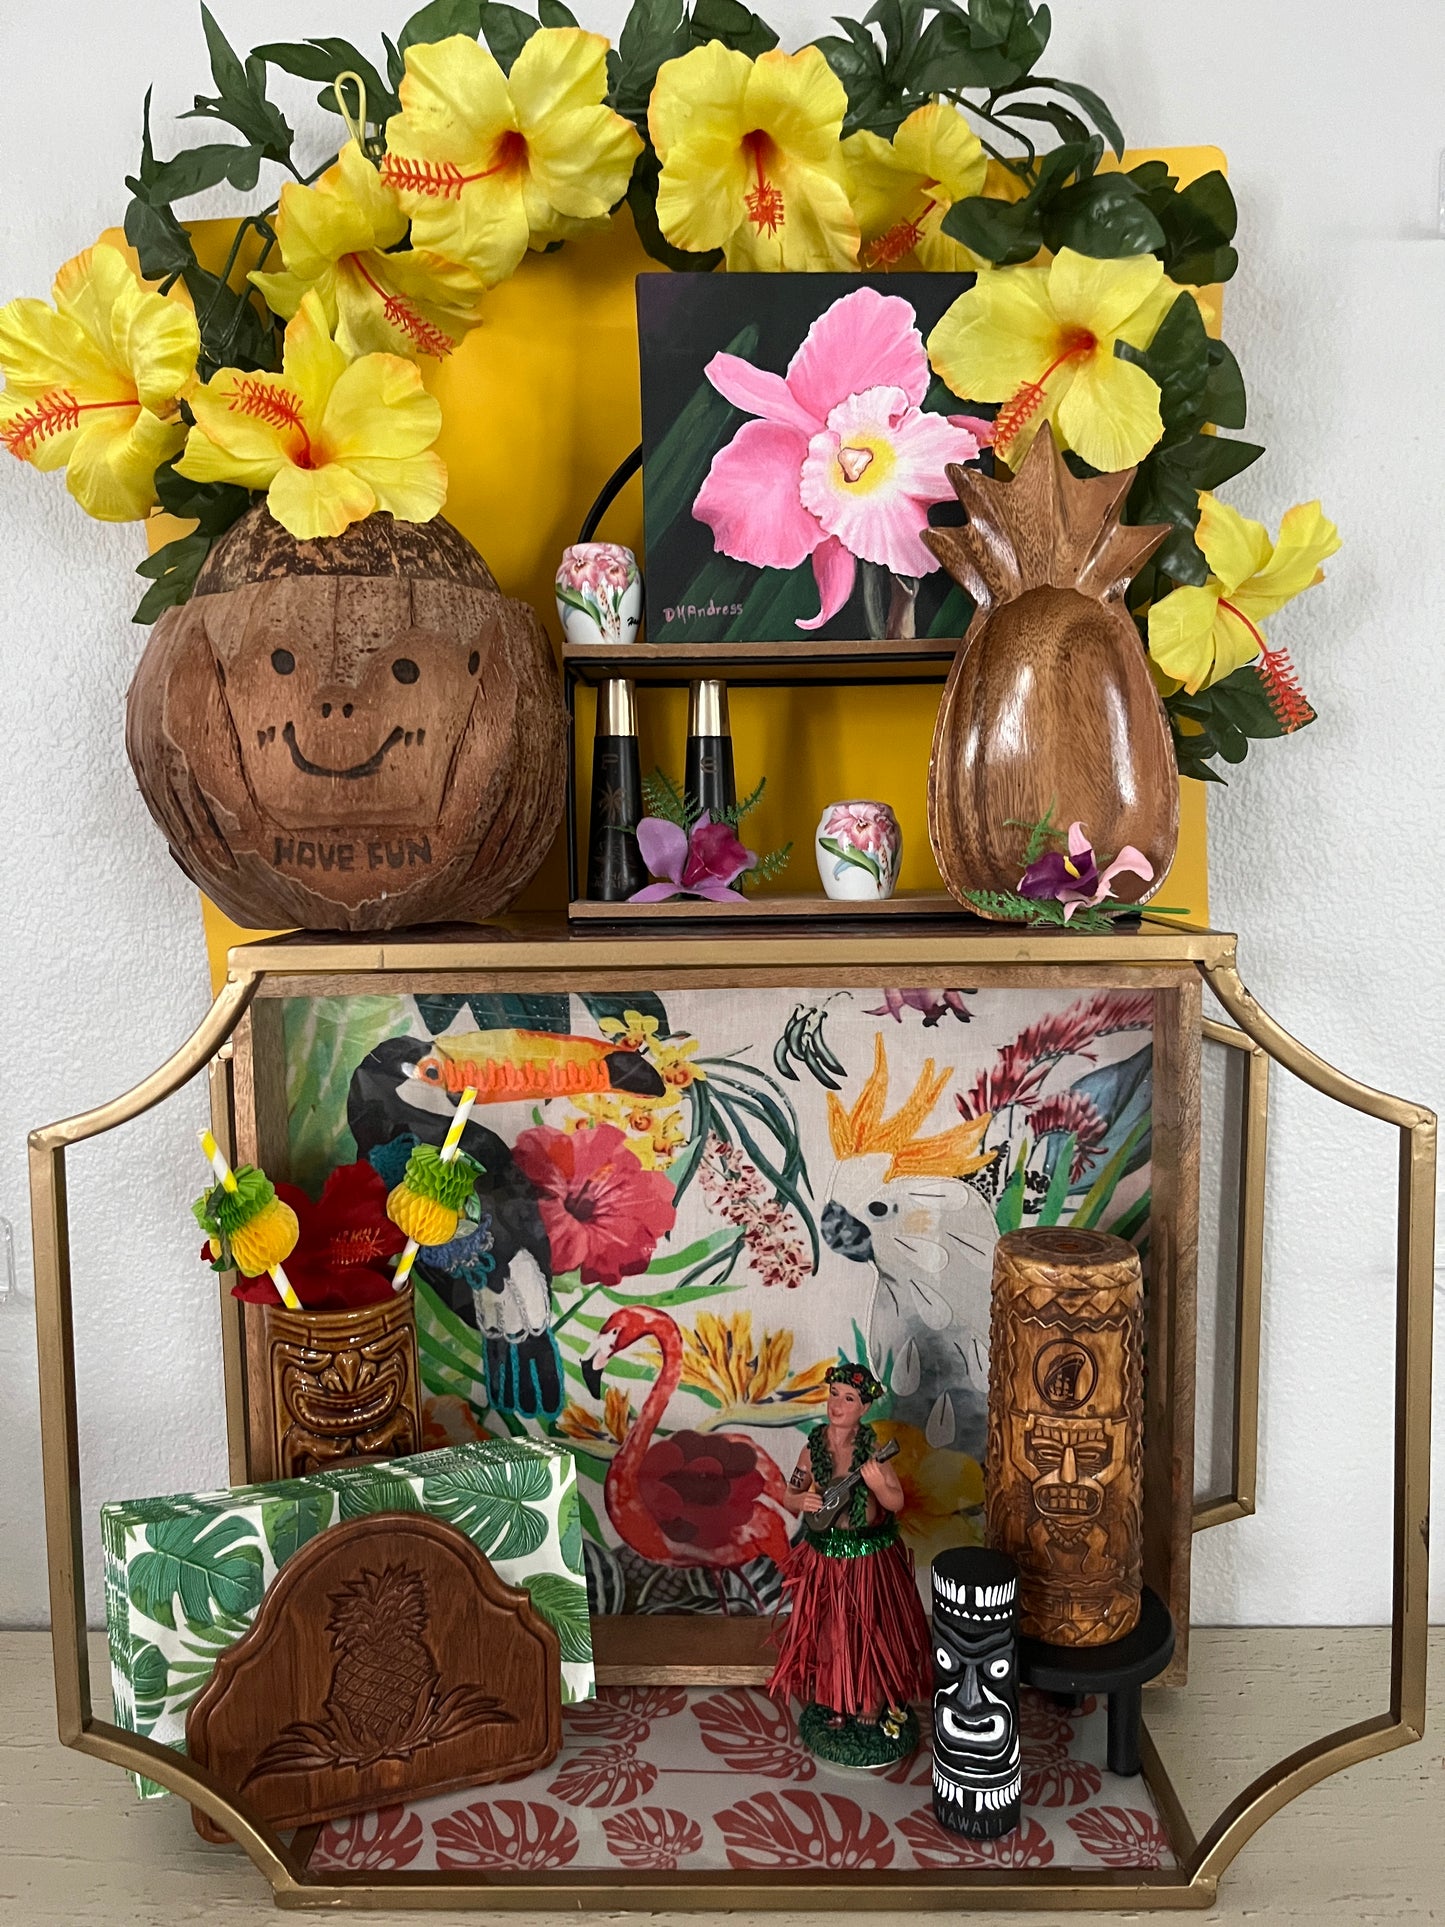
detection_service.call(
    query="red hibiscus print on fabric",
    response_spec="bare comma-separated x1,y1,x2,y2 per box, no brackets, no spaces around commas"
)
602,1806,705,1869
432,1799,579,1871
312,1804,424,1871
716,1791,895,1870
229,1161,405,1309
1068,1805,1172,1869
693,1688,816,1780
512,1124,676,1286
897,1808,1055,1868
565,1685,688,1742
1024,1755,1103,1807
549,1744,658,1808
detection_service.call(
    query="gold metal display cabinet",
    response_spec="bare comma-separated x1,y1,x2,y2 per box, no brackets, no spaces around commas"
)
28,918,1434,1911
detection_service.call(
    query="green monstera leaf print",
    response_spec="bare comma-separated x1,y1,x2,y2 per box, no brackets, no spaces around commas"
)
421,1451,552,1561
127,1515,264,1631
522,1572,592,1664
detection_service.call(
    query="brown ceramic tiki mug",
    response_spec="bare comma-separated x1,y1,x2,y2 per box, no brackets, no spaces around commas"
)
249,1285,422,1480
985,1227,1144,1646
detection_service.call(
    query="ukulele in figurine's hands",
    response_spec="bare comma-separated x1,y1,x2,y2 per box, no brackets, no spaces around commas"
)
805,1438,900,1534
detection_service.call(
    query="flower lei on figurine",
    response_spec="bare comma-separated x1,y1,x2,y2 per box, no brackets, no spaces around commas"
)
767,1358,932,1766
0,0,1338,779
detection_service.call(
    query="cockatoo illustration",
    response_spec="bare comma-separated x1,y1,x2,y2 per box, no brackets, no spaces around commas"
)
821,1036,998,1457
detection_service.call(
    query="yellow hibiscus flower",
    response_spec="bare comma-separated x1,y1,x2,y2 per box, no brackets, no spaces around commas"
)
1148,493,1340,694
176,292,446,541
250,141,486,362
380,30,642,288
927,247,1186,473
871,1419,985,1564
649,42,858,270
0,242,198,521
845,102,987,271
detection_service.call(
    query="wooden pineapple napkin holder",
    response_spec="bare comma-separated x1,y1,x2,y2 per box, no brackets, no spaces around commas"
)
185,1513,561,1842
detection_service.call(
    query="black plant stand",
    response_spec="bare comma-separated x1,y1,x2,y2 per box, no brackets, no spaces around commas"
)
1018,1586,1175,1777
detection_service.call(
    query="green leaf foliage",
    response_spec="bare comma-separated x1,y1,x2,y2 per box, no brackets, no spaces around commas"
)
128,1515,265,1632
1166,661,1293,781
330,1466,426,1521
691,0,779,59
1041,172,1166,259
612,0,689,125
1126,432,1264,598
185,6,294,161
522,1571,592,1662
254,39,400,126
422,1450,552,1560
400,0,485,56
1130,162,1238,284
133,462,252,624
132,1641,170,1732
479,1,540,71
556,1479,583,1574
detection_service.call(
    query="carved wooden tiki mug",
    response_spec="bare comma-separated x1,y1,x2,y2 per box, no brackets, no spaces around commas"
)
254,1287,422,1480
930,1546,1021,1838
126,507,567,930
921,425,1177,913
985,1228,1144,1646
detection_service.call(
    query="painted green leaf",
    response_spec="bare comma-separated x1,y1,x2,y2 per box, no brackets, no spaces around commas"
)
422,1453,552,1560
556,1479,583,1575
818,835,881,881
1071,1118,1150,1229
1035,1132,1075,1226
260,1489,334,1567
522,1572,593,1664
132,1642,169,1732
128,1516,264,1632
330,1468,425,1522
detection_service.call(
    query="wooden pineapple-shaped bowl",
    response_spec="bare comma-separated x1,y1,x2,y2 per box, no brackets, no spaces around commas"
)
922,426,1178,916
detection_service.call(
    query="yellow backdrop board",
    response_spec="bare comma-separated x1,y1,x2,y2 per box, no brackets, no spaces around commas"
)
190,150,1220,992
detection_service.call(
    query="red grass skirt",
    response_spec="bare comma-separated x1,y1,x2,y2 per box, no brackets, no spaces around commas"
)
767,1522,932,1717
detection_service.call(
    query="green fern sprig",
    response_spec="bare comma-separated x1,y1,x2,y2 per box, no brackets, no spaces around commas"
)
740,841,793,890
962,889,1120,935
718,777,767,829
1004,801,1064,865
641,766,695,827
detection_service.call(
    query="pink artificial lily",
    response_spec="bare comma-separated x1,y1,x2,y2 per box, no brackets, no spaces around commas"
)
631,812,756,902
1018,821,1155,921
692,287,989,630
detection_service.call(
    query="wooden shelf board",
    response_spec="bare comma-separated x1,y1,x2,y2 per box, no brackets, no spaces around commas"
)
569,890,986,924
563,636,957,686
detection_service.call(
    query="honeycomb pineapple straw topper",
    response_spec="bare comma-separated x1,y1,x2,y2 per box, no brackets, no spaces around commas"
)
195,1129,301,1310
387,1086,479,1293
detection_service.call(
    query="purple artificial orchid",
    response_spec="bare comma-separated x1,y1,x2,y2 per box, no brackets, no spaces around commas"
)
631,812,756,903
1018,821,1154,922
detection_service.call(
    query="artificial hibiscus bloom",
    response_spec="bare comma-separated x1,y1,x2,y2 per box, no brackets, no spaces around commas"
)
0,242,198,520
177,292,445,540
381,31,642,288
927,248,1185,472
649,42,858,270
250,141,486,361
631,812,755,902
224,1160,405,1308
512,1122,676,1287
1018,821,1154,921
1148,492,1340,694
844,101,987,271
694,286,983,628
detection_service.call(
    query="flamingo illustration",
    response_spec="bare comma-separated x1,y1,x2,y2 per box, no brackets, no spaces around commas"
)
581,1306,794,1597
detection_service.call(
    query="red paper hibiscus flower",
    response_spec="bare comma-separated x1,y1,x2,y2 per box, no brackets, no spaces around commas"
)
512,1123,675,1286
221,1161,405,1308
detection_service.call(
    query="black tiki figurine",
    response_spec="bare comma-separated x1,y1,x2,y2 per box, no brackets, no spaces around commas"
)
684,678,736,819
931,1547,1022,1838
586,678,648,900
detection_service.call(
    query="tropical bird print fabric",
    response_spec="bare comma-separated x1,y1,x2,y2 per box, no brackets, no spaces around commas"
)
283,984,1154,1615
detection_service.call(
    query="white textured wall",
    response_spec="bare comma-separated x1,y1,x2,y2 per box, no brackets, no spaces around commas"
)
0,0,1440,1631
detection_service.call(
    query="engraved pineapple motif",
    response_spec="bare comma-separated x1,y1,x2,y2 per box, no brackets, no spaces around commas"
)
324,1564,440,1765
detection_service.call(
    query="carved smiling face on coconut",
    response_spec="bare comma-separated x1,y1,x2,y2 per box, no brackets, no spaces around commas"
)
206,578,497,831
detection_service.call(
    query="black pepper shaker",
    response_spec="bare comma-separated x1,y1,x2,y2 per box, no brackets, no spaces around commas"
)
586,679,648,901
684,679,736,820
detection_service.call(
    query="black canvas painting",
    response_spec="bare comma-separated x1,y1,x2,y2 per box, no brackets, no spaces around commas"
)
638,272,991,645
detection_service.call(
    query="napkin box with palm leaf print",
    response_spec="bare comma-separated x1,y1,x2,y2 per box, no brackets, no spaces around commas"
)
101,1435,591,1798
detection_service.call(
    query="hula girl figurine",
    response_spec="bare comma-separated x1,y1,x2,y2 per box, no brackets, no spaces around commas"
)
768,1361,932,1765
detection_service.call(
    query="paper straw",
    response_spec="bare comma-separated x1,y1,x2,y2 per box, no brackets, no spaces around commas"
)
393,1087,477,1293
199,1129,301,1311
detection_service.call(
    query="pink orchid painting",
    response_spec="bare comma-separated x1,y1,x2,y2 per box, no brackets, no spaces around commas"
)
690,287,989,636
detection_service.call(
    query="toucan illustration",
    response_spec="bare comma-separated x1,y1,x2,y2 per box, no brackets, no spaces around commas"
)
348,1037,565,1419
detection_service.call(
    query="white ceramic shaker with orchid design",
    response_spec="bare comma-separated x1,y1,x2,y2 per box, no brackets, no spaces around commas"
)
555,542,643,646
814,800,901,901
